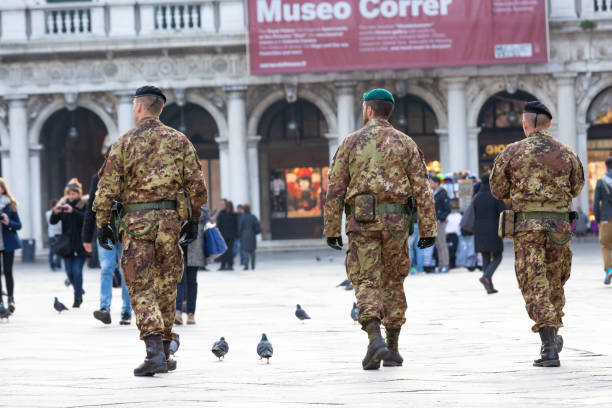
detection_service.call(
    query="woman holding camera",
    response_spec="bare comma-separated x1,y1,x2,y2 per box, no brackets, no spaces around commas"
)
50,178,89,308
0,178,21,314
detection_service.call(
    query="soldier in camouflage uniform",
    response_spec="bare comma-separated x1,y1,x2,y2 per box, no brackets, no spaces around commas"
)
324,89,437,370
490,101,584,367
93,86,208,376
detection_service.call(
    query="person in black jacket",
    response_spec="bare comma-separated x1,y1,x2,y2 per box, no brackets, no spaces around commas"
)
82,173,132,325
216,200,238,271
429,175,450,273
50,178,88,308
473,173,506,294
593,157,612,285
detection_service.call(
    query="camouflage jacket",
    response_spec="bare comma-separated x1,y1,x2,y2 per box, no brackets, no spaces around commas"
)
323,118,437,238
490,129,584,233
93,117,208,228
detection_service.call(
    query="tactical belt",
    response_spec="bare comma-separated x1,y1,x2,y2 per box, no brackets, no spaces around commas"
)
123,200,176,214
345,203,411,216
515,211,569,223
515,211,572,245
117,200,176,238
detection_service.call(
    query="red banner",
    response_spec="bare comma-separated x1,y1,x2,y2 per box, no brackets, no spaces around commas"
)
248,0,548,74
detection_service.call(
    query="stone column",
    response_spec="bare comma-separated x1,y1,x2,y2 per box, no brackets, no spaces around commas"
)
6,95,32,240
336,81,357,142
247,136,262,219
30,145,44,251
326,133,340,165
445,78,469,173
215,137,231,200
555,74,578,151
577,121,590,213
114,90,134,139
225,86,250,205
435,128,449,173
468,127,481,176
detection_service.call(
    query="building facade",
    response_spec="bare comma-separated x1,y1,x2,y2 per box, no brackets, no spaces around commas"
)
0,0,611,247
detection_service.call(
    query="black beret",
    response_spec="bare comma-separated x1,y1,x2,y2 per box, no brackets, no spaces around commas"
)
523,101,552,120
134,85,166,103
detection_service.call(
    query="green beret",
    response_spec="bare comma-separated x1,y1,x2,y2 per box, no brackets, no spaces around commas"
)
363,88,395,104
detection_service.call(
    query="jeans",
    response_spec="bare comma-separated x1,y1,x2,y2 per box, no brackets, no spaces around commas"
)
0,251,15,302
48,236,62,270
64,255,86,300
435,220,449,269
176,265,198,314
98,241,131,315
482,251,503,281
408,224,424,272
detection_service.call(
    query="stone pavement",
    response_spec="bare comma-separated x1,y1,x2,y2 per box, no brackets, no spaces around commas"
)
1,240,612,408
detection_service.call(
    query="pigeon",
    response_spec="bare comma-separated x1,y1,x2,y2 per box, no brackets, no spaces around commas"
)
211,337,229,360
295,304,311,321
257,333,273,364
336,279,350,287
315,256,321,262
54,297,68,313
345,282,354,291
169,333,180,355
351,302,359,323
0,303,10,320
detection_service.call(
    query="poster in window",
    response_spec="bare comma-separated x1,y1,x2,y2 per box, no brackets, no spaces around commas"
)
286,167,321,218
270,171,287,219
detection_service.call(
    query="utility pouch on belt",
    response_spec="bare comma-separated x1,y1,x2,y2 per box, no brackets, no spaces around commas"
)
354,194,377,223
176,190,192,222
498,210,515,238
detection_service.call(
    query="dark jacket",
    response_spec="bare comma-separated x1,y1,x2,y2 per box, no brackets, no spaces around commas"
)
593,174,612,224
238,213,261,252
433,187,451,223
473,184,506,254
82,174,98,244
217,210,238,242
1,204,22,252
50,197,88,257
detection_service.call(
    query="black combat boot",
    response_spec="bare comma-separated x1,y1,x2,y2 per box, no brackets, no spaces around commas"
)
533,327,560,367
133,335,168,376
362,319,389,370
163,341,177,372
555,328,563,353
383,328,403,367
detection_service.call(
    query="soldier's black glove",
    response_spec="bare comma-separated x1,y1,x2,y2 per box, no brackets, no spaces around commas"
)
417,237,436,249
98,224,116,250
327,237,343,251
180,221,198,246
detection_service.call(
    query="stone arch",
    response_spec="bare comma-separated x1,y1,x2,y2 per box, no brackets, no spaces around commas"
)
404,84,448,128
579,75,612,123
248,88,338,137
28,96,118,145
467,80,557,129
164,90,229,139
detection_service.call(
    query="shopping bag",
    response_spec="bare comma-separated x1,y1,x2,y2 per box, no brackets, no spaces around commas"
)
204,223,228,260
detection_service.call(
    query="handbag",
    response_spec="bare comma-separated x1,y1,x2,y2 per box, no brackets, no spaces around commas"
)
460,198,476,233
54,234,73,258
204,223,228,260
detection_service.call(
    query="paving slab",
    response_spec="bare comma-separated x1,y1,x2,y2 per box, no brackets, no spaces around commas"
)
1,241,611,407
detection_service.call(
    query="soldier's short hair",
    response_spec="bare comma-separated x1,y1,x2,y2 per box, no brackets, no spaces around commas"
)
606,157,612,169
137,95,164,116
523,112,550,130
365,100,394,119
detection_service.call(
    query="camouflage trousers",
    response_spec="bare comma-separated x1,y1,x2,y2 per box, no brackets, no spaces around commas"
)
346,229,410,329
513,231,572,332
120,209,183,342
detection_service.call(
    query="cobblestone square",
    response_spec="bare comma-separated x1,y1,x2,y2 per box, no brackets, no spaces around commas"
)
1,241,612,407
